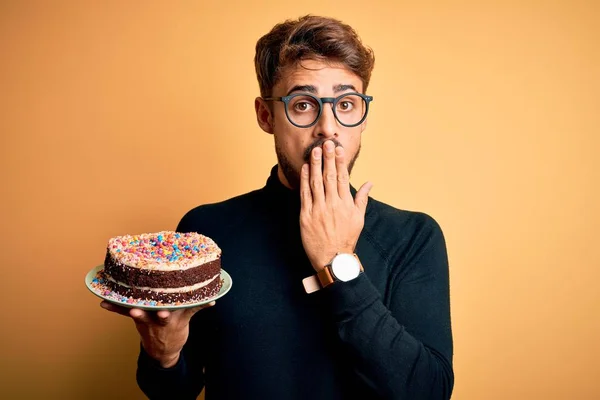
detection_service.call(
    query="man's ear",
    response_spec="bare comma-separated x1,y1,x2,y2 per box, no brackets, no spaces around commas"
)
255,97,274,134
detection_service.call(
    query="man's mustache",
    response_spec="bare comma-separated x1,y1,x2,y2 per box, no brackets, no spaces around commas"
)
302,138,343,163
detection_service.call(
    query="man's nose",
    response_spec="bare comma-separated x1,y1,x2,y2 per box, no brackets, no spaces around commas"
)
314,104,337,139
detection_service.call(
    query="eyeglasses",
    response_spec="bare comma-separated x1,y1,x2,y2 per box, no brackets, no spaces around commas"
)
263,92,374,128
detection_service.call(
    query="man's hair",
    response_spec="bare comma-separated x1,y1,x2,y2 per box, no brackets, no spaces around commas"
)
254,15,375,98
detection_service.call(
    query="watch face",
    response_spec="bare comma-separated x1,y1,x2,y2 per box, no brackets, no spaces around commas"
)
331,253,361,282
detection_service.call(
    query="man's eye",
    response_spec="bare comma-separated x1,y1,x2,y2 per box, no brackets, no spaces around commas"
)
338,101,353,111
295,102,313,111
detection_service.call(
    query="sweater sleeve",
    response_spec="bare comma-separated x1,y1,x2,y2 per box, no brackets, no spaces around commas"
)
135,214,209,400
136,341,204,400
321,215,454,399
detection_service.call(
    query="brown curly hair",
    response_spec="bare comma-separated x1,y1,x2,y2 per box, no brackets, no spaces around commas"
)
254,15,375,98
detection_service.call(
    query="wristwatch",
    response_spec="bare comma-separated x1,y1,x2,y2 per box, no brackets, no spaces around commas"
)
302,253,364,294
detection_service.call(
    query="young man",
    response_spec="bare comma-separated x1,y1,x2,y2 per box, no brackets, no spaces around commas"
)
101,15,454,399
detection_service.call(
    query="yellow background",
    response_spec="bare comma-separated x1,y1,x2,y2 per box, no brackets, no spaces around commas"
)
1,1,598,399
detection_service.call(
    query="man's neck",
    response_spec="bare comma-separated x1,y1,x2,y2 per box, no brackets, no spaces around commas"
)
277,165,293,190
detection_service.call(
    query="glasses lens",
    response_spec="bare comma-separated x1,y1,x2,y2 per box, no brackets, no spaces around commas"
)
335,94,367,126
287,95,320,127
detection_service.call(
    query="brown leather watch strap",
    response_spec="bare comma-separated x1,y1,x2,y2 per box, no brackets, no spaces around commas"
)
317,266,335,288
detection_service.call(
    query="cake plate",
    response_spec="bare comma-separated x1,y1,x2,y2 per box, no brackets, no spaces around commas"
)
85,264,232,311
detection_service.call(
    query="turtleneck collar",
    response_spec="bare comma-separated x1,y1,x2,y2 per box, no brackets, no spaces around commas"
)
263,165,301,211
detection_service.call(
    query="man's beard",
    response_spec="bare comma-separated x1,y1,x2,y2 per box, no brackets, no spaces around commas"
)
275,137,361,190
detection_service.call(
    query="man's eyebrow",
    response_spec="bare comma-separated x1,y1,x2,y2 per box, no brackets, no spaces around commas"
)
334,84,357,93
286,85,317,95
285,84,357,96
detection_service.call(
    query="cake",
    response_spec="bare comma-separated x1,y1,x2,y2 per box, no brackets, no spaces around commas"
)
102,231,222,303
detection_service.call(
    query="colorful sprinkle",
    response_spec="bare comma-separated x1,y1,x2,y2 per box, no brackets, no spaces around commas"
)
106,231,221,269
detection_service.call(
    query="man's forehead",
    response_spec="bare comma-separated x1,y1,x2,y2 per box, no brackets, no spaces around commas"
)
277,60,363,93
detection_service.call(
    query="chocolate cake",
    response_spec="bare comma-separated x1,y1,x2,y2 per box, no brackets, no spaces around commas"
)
103,231,222,303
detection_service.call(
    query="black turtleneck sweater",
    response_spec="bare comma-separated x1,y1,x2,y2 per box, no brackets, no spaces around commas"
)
136,166,454,399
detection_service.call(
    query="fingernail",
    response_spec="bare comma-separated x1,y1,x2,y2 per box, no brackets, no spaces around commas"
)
335,146,344,156
324,141,334,152
313,147,322,158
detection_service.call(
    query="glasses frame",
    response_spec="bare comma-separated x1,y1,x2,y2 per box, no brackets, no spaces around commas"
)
263,92,374,128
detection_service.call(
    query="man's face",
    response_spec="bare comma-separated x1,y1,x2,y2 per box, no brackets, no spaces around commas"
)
256,59,367,190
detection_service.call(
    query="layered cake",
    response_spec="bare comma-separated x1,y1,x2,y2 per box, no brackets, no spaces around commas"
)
102,231,222,303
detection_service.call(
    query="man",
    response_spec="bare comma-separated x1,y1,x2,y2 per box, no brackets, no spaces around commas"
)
101,15,454,399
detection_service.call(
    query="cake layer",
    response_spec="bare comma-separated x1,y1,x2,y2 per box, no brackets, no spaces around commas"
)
103,272,223,303
104,251,221,289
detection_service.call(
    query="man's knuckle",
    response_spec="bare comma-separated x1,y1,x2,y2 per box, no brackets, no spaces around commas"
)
337,175,349,183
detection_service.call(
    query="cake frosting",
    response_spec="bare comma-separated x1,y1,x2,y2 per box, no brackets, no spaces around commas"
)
103,231,222,303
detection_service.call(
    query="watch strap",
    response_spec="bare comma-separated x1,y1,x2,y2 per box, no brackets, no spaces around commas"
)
302,267,335,294
317,266,335,287
302,275,321,294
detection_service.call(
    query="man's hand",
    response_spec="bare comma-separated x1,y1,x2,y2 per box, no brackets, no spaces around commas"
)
299,140,373,271
100,300,215,368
